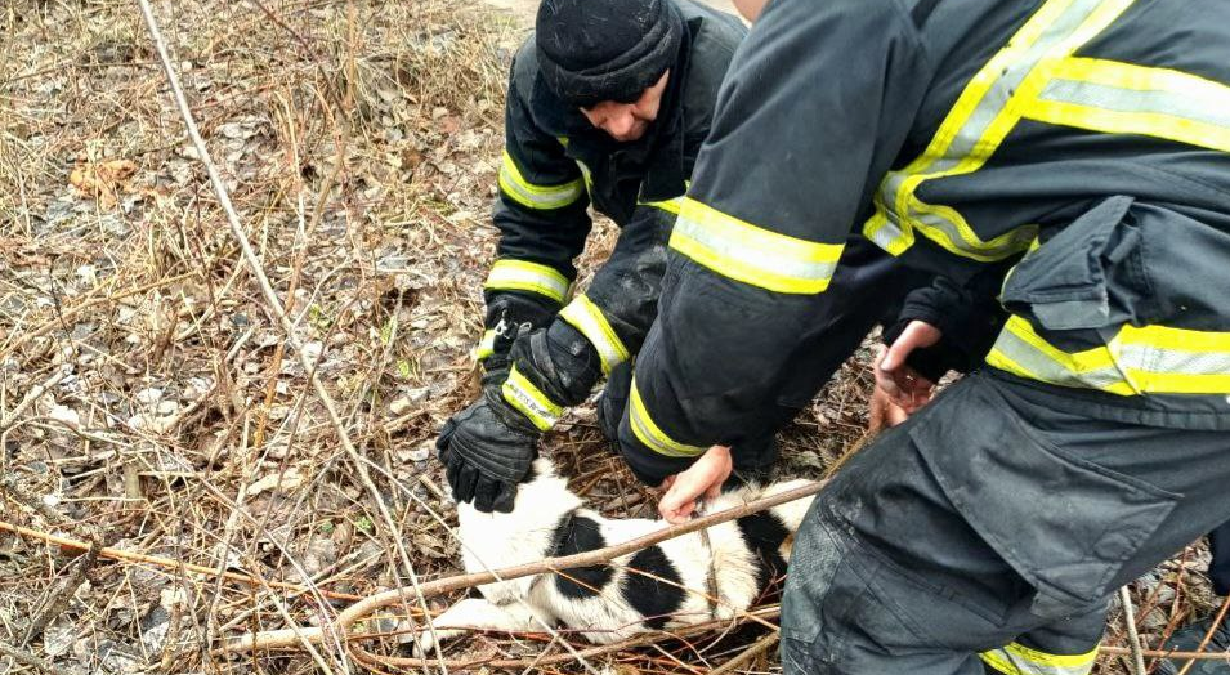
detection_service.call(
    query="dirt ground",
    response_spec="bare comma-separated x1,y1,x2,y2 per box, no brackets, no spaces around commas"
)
0,1,1220,674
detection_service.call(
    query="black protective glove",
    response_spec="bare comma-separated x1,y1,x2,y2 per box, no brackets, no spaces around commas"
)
480,294,558,386
436,389,539,513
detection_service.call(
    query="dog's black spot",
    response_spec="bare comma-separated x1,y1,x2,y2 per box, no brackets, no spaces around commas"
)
736,511,790,593
623,545,685,629
466,586,485,600
551,515,614,598
522,461,538,484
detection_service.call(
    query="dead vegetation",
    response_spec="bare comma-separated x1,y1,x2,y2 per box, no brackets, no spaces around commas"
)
0,1,1221,673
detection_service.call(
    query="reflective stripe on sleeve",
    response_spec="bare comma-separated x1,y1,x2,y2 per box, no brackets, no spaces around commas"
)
639,196,684,216
980,641,1097,675
863,0,1132,261
668,197,844,295
498,151,584,210
475,329,498,360
629,374,706,458
986,315,1231,395
501,365,563,431
559,294,630,375
484,259,570,303
1025,57,1231,152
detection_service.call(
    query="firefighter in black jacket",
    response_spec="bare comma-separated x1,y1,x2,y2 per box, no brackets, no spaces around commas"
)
619,0,1230,672
437,0,928,512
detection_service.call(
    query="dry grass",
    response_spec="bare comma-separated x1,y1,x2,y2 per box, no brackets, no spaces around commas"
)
0,1,1221,673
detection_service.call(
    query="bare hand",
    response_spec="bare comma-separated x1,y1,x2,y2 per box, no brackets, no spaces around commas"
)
867,382,910,435
659,446,733,524
876,321,942,414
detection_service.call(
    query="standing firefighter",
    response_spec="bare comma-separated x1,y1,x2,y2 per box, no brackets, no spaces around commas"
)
437,0,926,512
619,0,1231,673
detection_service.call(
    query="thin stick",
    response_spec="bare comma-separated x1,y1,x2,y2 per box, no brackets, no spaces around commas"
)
0,273,198,360
0,369,65,434
217,480,825,653
1119,586,1147,675
1177,598,1230,675
132,2,444,670
1101,647,1228,661
0,642,72,675
0,520,362,601
709,629,780,675
349,608,783,670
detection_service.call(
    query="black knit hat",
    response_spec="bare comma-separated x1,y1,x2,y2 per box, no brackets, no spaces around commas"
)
535,0,683,108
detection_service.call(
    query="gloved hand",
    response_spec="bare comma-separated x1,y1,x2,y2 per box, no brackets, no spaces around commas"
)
480,294,558,386
436,390,539,513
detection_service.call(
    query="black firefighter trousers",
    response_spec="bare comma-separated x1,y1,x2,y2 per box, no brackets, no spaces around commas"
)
781,370,1229,675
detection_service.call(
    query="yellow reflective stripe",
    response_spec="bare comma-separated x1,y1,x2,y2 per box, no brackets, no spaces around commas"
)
862,211,913,256
639,196,684,215
484,260,570,303
501,366,562,431
498,151,584,210
986,315,1231,395
668,197,844,295
870,0,1133,261
476,329,498,359
559,295,629,375
629,374,706,458
1025,57,1231,152
980,641,1097,675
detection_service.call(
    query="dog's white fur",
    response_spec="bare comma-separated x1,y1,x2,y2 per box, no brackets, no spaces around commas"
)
416,458,813,651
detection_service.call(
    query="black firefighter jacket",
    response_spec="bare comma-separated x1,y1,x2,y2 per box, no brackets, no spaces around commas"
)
478,0,747,430
620,0,1230,484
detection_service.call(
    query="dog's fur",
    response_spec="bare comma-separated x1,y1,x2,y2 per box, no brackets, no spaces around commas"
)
416,458,814,651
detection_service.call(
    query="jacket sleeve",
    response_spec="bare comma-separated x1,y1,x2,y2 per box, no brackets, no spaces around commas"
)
883,268,1012,382
497,203,676,432
617,0,935,484
478,60,593,369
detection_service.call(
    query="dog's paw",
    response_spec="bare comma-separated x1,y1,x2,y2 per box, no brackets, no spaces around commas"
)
415,626,466,655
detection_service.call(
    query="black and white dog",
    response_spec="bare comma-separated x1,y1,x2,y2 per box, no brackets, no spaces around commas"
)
415,458,813,651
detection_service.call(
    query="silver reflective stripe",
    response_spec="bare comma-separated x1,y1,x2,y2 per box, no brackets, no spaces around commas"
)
559,295,629,375
980,642,1096,675
1039,78,1230,129
1117,344,1231,377
476,329,497,359
628,376,706,458
987,326,1128,391
986,316,1231,395
669,199,843,295
872,0,1128,260
501,366,562,431
498,151,583,210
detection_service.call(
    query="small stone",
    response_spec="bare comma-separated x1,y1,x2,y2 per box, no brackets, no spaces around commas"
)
135,388,163,405
49,405,81,428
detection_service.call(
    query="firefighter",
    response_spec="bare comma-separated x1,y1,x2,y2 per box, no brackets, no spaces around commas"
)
618,0,1231,673
436,0,927,512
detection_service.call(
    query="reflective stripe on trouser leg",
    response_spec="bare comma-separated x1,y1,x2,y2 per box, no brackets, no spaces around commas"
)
980,642,1098,675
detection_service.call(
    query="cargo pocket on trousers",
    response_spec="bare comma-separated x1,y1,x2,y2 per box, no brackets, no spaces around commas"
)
910,376,1180,619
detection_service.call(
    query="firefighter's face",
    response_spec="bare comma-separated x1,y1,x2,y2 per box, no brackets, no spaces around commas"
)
581,71,670,142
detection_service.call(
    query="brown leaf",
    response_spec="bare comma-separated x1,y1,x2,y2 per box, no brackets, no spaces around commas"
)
69,159,138,206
